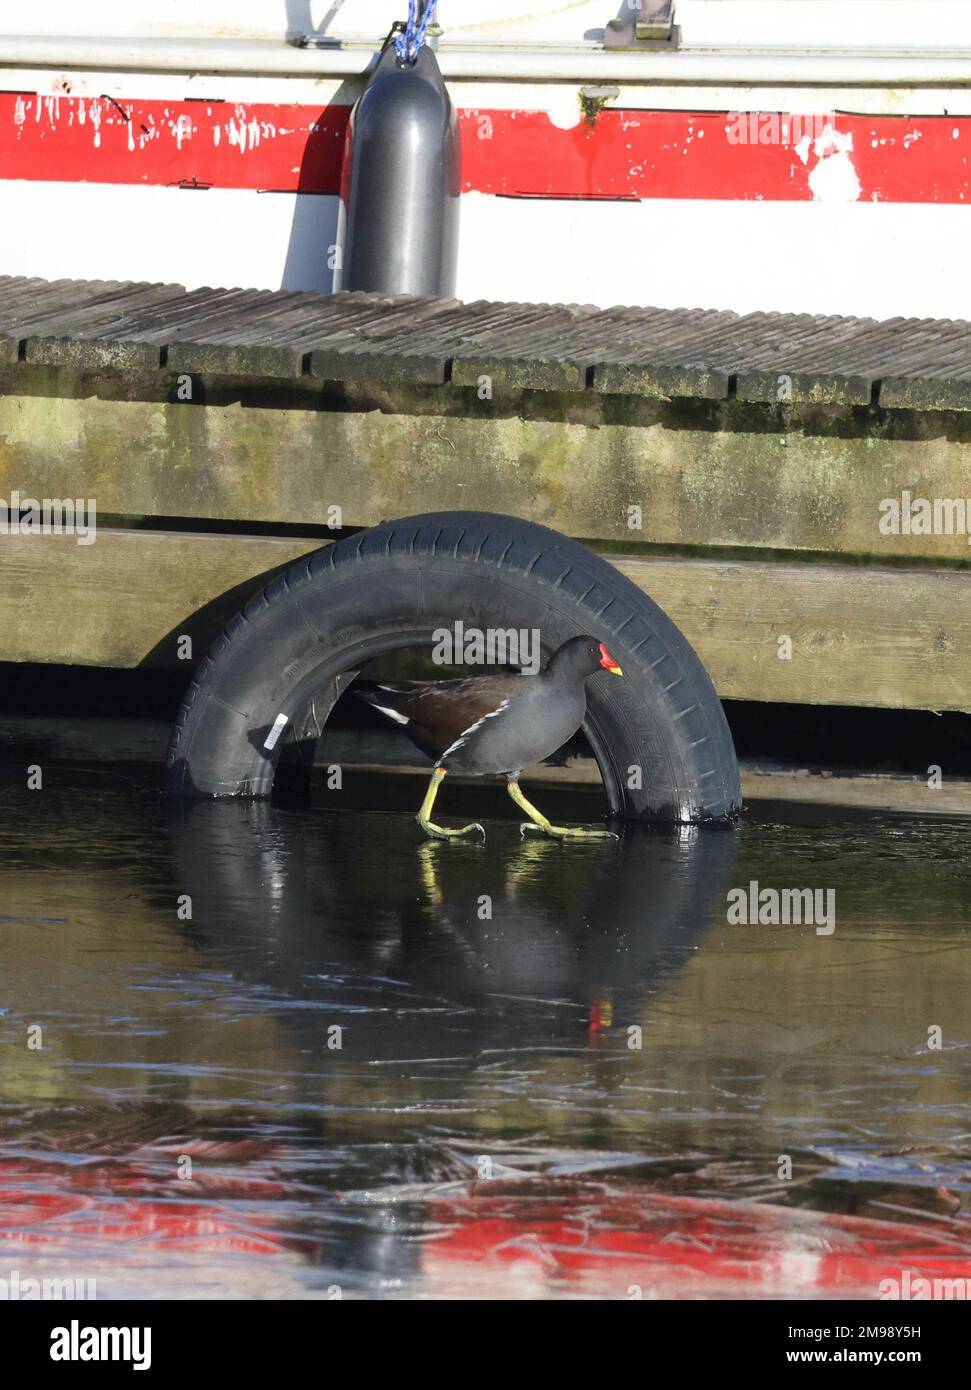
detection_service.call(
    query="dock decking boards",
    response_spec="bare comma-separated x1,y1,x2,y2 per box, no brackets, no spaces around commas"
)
1,274,971,715
3,530,970,713
2,274,971,406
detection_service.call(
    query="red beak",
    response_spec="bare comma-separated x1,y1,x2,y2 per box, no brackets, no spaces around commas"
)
598,643,623,676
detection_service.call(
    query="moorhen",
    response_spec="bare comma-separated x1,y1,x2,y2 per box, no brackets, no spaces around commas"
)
355,635,623,841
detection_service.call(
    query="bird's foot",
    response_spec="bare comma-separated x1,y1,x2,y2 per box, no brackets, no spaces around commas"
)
507,779,618,843
418,816,486,842
519,822,619,842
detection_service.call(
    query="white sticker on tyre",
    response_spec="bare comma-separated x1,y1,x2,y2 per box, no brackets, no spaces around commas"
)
263,713,289,751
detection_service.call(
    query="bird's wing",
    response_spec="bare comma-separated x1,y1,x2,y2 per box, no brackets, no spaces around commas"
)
355,676,525,755
439,698,513,761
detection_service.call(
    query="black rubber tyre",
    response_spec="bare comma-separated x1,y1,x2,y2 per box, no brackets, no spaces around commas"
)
167,511,741,822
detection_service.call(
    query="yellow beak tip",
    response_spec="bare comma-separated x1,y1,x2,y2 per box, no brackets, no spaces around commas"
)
609,665,623,676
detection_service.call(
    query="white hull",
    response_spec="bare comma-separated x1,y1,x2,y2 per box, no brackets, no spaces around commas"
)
1,1,970,318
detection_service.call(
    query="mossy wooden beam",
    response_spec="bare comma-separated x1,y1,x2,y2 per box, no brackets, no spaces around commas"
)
3,384,971,562
3,529,970,712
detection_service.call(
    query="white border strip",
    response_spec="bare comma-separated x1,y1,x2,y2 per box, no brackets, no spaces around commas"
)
1,36,971,86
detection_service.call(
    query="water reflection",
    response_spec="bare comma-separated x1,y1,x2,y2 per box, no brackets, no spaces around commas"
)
168,802,734,1057
0,778,970,1297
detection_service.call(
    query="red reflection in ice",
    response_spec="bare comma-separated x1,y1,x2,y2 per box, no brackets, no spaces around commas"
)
425,1186,971,1297
0,1150,291,1257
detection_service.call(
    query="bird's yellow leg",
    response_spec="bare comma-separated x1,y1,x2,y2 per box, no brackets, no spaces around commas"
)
417,767,485,841
506,777,618,840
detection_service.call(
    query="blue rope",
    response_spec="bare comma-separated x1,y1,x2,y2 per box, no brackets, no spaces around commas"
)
394,0,438,64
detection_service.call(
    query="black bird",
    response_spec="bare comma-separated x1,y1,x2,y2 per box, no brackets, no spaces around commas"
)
355,635,623,840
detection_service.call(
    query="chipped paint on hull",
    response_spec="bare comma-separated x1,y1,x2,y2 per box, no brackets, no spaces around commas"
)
2,94,970,205
1,74,970,316
3,93,346,191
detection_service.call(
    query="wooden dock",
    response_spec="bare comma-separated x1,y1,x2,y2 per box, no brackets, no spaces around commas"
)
2,274,971,712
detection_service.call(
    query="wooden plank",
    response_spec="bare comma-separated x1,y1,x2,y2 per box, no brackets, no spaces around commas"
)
24,336,160,372
450,356,587,393
735,370,871,406
7,387,971,561
327,752,971,817
614,555,971,711
0,530,315,669
2,714,965,816
592,362,730,398
166,342,304,379
2,530,971,711
739,767,971,816
11,275,971,415
308,349,447,385
879,376,971,411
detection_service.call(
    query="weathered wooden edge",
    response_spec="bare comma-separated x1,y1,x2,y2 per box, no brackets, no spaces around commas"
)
450,356,587,392
309,350,447,385
166,342,305,379
878,376,971,412
24,336,161,372
736,371,872,406
7,330,971,410
4,529,971,713
592,362,730,399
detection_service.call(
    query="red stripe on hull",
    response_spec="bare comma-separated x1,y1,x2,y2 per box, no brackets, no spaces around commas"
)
1,95,970,204
464,108,971,204
0,94,348,192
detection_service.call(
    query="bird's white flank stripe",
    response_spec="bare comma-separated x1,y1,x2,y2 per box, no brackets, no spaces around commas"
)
439,699,511,763
373,704,409,726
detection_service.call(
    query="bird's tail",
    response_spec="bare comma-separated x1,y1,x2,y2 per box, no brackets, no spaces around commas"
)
353,683,411,726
